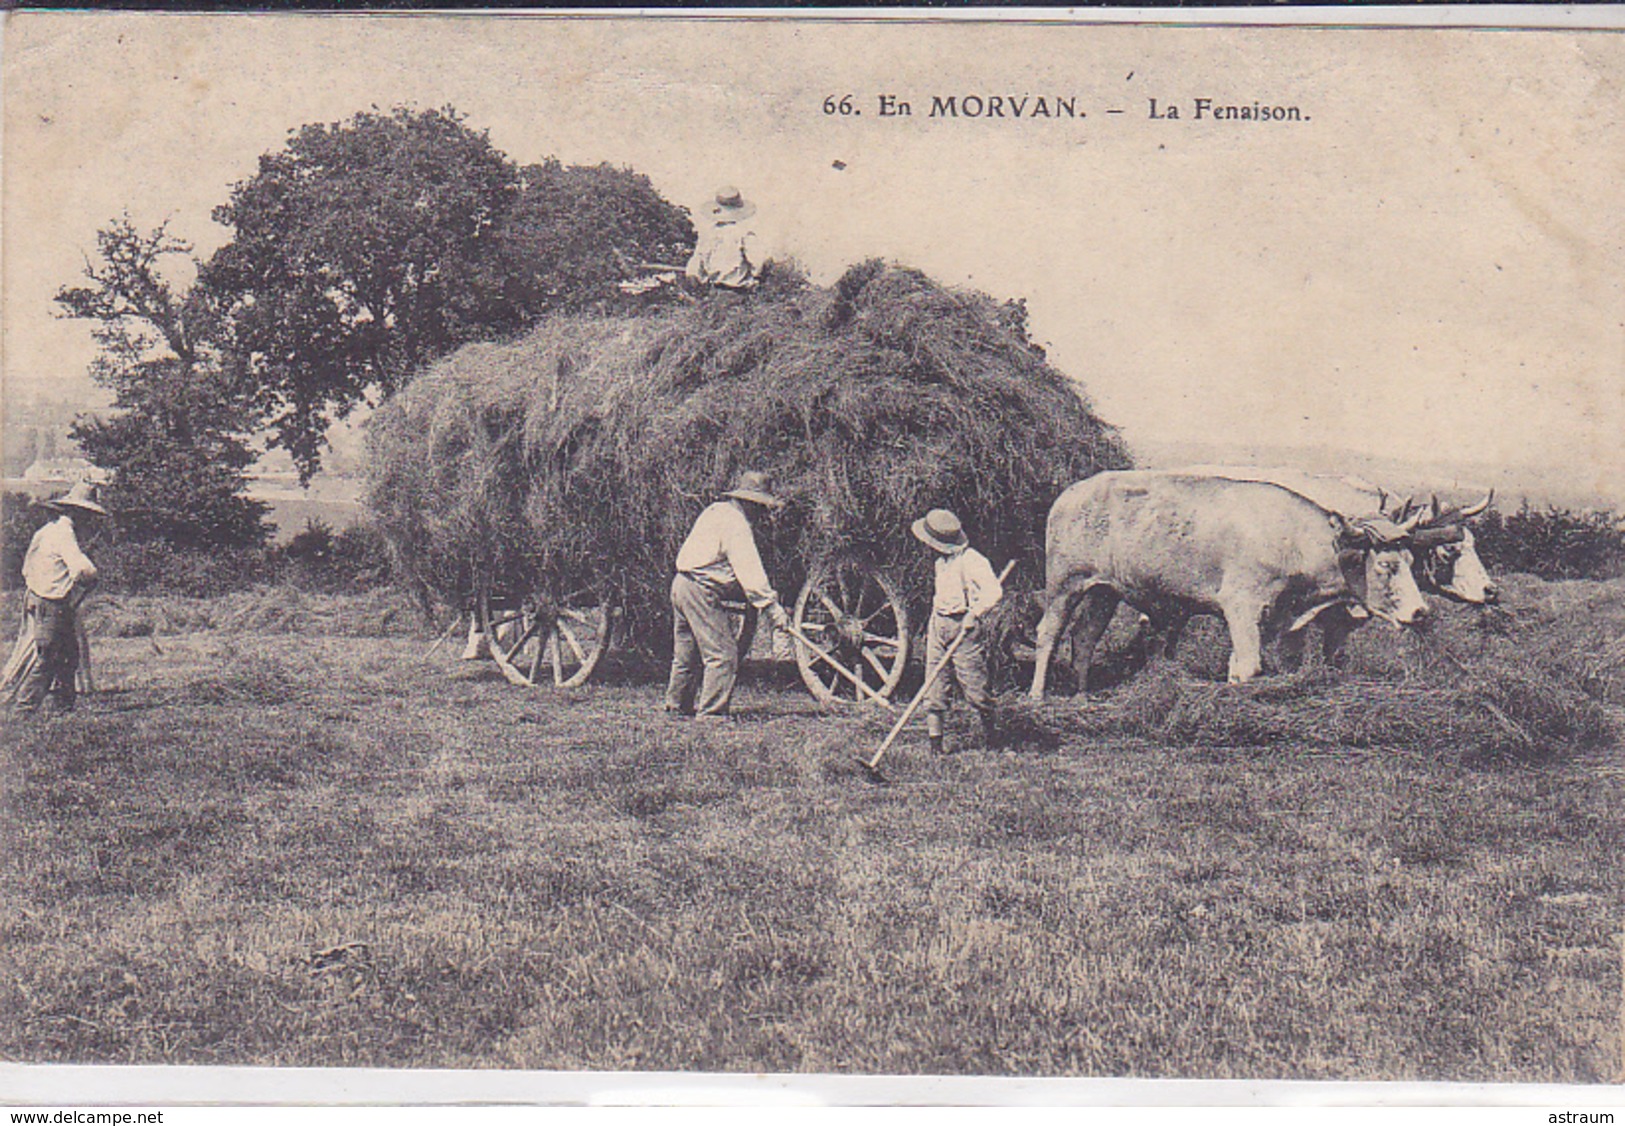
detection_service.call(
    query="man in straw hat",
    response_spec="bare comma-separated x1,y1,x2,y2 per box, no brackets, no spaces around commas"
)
7,481,107,715
685,186,761,291
913,508,1005,754
667,470,792,718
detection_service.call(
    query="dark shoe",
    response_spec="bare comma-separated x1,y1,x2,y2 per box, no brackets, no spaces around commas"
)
929,734,953,756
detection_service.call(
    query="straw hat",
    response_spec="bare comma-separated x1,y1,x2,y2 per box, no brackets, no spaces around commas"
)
722,470,782,510
44,480,109,518
912,508,967,554
707,186,756,223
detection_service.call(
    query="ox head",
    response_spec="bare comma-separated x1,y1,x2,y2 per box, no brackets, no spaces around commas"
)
1331,511,1430,627
1385,491,1499,605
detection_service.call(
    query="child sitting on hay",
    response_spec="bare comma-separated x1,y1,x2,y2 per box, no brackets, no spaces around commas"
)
684,187,760,291
912,508,1004,754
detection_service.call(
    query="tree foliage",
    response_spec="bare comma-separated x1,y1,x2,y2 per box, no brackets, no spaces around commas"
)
203,106,695,480
1474,502,1625,581
496,159,695,312
55,218,270,549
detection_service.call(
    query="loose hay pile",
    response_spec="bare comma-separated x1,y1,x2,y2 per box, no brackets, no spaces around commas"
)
44,587,426,640
1032,574,1623,763
366,261,1130,637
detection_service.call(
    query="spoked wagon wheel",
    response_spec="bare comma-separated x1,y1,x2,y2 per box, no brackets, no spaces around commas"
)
489,585,617,689
792,558,909,705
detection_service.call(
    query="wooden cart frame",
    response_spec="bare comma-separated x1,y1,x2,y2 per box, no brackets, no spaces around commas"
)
461,551,915,705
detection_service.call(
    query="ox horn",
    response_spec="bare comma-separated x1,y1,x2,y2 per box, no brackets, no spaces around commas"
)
1428,494,1441,523
1459,489,1494,518
1394,495,1415,522
1397,508,1426,536
1376,487,1390,514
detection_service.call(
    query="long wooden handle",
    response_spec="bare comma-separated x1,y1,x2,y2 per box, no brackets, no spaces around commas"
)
76,616,95,695
862,560,1015,772
425,612,464,658
863,627,972,770
784,623,896,710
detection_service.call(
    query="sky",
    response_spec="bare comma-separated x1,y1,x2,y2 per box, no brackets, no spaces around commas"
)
4,12,1622,499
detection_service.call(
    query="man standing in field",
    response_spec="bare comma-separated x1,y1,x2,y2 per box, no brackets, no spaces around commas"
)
913,508,1004,754
8,481,107,716
684,187,760,291
666,470,791,718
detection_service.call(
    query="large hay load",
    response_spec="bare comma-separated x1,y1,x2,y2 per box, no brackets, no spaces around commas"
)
367,260,1130,699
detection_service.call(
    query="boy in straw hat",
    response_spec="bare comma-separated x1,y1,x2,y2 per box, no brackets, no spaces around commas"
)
685,186,761,291
912,508,1004,754
8,481,107,715
667,470,793,718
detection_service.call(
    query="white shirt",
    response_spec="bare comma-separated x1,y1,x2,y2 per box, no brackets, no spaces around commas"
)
675,501,778,608
23,515,97,601
685,221,760,289
932,547,1002,617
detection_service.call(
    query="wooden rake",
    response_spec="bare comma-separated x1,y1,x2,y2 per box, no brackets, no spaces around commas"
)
782,622,896,711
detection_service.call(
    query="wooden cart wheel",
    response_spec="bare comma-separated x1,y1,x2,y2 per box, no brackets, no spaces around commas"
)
501,585,617,689
792,559,909,705
476,591,526,653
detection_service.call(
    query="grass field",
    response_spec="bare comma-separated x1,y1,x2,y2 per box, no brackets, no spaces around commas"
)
1,578,1620,1080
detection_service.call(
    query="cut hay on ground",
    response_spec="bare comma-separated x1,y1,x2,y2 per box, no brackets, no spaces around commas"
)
1027,575,1623,763
0,588,430,642
366,261,1130,635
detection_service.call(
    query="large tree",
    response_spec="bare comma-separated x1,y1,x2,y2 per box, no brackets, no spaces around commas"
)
203,106,694,480
496,158,695,313
56,218,269,548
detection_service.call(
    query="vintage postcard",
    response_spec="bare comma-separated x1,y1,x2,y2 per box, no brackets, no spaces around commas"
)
1,8,1621,1107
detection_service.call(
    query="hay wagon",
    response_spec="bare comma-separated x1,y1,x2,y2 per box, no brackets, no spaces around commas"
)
466,539,915,704
370,261,1130,702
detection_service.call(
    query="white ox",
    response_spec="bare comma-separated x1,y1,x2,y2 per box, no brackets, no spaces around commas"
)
1179,466,1497,604
1177,466,1497,664
1028,470,1430,697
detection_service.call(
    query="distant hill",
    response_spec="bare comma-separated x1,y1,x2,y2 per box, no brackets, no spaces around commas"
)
1134,438,1623,514
2,382,101,476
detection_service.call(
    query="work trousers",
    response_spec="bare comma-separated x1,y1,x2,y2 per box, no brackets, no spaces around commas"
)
665,573,741,717
15,592,79,714
923,610,994,716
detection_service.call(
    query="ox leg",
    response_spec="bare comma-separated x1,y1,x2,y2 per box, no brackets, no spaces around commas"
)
1126,611,1154,653
1321,608,1356,668
1124,611,1158,670
1069,588,1121,695
1259,602,1299,674
1029,576,1102,700
1161,613,1189,660
1028,588,1077,702
1277,623,1308,672
1221,599,1265,684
